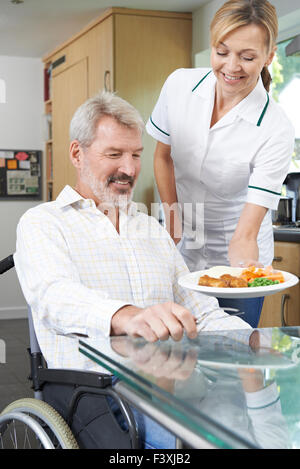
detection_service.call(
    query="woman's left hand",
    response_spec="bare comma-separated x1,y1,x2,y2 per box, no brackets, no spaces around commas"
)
228,235,263,267
228,203,267,268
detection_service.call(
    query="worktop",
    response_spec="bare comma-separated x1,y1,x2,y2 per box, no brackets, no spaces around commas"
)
273,226,300,243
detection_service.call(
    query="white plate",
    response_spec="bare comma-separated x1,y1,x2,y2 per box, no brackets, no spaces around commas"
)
178,269,299,298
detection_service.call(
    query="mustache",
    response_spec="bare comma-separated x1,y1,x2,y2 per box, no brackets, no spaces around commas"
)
107,173,135,186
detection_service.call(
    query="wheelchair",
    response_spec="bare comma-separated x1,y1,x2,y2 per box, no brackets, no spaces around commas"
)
0,255,139,449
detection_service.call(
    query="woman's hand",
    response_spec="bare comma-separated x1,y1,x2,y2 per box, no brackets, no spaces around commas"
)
228,237,263,267
228,203,267,267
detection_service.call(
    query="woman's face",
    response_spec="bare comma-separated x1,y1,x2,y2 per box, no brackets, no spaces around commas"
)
211,23,275,100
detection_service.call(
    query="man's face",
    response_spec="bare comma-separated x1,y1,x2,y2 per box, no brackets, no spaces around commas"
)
73,116,143,209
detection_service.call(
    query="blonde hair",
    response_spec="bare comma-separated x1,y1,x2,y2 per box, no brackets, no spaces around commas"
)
210,0,278,91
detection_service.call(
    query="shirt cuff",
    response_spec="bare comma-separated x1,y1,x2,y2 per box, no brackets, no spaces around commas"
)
247,186,280,210
245,382,279,410
146,118,171,145
86,300,130,338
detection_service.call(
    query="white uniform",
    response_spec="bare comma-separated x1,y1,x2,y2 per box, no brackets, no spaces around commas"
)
146,68,295,271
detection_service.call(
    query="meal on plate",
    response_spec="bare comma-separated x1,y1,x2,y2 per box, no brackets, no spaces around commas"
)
198,265,285,288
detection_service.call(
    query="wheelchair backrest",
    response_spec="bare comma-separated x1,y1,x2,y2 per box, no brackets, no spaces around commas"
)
0,254,42,355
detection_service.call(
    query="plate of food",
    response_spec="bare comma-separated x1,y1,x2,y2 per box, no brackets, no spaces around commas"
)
178,265,299,298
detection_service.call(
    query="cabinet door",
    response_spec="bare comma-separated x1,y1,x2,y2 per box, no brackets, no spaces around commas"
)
258,242,300,327
52,58,88,199
114,13,192,209
258,285,300,327
272,242,300,277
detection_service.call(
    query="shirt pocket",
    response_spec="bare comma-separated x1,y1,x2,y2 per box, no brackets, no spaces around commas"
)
219,161,250,197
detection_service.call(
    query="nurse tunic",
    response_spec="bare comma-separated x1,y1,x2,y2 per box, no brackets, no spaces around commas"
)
146,68,294,271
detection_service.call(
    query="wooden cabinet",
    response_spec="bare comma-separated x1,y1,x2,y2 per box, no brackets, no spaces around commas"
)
42,8,192,207
258,241,300,327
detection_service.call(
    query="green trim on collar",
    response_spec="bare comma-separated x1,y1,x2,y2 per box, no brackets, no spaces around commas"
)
257,92,269,127
150,115,170,136
192,70,212,92
248,185,281,196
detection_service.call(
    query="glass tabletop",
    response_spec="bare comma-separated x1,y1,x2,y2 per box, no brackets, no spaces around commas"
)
79,327,300,449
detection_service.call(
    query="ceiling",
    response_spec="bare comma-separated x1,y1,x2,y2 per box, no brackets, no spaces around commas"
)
0,0,211,58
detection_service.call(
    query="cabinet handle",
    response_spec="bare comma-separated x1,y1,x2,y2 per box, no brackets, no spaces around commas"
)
281,293,290,327
104,70,111,92
273,256,283,262
52,55,66,70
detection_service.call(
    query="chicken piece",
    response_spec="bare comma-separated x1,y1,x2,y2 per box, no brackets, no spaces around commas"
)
220,274,234,281
220,274,248,288
198,275,229,288
198,275,210,286
228,276,248,288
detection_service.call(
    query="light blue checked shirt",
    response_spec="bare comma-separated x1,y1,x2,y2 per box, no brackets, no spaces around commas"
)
14,185,250,369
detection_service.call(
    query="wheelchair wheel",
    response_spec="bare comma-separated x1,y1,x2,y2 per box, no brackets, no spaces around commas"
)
0,398,79,449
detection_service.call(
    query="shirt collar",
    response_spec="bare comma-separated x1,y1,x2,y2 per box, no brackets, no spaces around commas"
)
192,69,269,126
235,76,269,126
192,69,216,100
56,185,87,208
56,184,139,217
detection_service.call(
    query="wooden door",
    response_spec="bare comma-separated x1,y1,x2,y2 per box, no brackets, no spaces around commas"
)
114,13,192,209
52,58,88,199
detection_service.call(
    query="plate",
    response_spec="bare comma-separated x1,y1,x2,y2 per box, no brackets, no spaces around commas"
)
178,269,299,298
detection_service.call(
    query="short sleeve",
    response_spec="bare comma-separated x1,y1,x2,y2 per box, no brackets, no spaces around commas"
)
146,72,175,145
247,121,295,210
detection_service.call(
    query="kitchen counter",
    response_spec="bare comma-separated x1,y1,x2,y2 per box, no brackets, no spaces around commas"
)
273,226,300,243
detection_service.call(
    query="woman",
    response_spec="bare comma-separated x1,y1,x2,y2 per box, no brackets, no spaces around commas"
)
146,0,294,327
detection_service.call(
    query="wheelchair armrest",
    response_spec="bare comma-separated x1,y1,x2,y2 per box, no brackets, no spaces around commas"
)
35,368,112,391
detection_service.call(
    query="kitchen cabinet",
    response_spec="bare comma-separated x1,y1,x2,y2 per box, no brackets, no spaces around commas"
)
42,8,192,207
258,241,300,327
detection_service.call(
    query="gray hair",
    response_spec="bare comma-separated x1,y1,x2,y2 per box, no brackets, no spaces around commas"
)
69,91,145,148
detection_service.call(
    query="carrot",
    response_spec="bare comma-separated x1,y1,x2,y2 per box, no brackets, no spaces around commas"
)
240,265,285,283
265,273,285,283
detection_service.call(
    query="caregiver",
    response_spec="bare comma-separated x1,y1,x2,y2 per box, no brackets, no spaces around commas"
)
146,0,294,327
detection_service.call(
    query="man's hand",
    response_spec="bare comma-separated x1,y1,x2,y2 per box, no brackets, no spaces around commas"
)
111,302,198,342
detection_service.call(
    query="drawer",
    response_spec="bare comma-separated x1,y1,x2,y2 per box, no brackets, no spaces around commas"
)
273,241,300,277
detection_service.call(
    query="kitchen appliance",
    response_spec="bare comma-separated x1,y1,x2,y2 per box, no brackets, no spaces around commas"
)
285,172,300,223
272,196,293,225
272,173,300,241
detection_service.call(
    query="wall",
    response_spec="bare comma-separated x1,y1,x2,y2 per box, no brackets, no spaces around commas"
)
0,56,43,319
192,0,300,65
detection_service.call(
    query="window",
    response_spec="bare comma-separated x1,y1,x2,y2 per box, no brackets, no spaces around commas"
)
0,78,5,103
271,37,300,172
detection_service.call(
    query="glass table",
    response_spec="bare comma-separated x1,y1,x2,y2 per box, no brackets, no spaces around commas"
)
79,327,300,449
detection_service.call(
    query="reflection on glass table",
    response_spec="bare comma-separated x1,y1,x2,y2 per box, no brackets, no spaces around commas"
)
79,327,300,449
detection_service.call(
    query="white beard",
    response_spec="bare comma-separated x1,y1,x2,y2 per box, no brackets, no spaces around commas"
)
80,162,134,211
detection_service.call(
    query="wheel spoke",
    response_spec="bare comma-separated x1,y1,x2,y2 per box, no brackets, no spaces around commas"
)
11,420,18,448
23,423,31,449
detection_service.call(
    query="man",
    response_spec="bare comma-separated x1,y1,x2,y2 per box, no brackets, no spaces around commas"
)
14,91,250,448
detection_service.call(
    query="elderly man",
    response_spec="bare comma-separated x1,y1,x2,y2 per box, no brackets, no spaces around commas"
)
14,91,249,448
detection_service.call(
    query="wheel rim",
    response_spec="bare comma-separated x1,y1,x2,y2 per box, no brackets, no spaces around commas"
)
0,398,79,449
0,411,55,449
